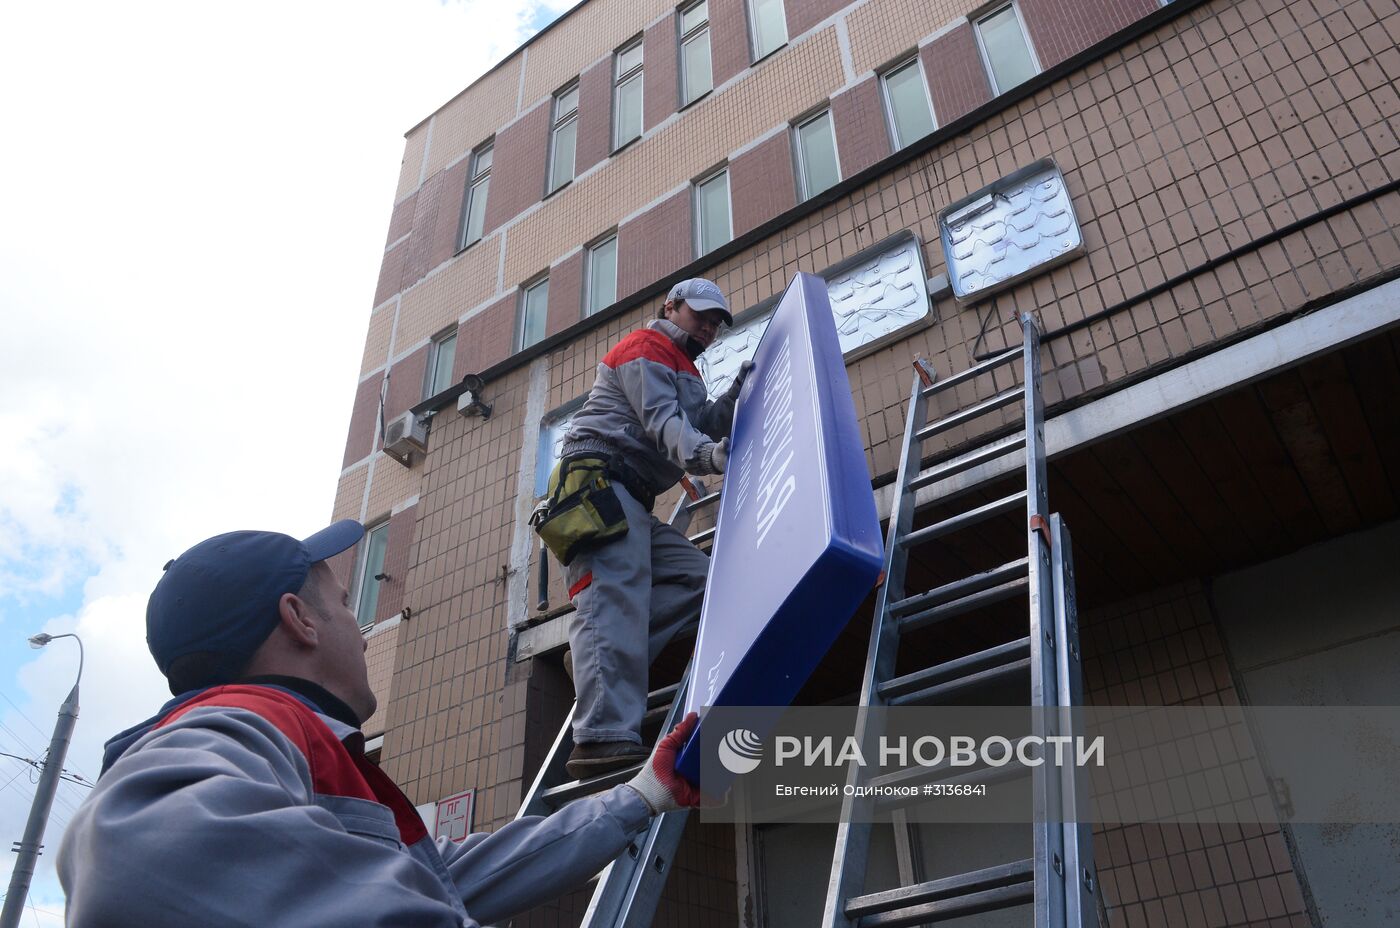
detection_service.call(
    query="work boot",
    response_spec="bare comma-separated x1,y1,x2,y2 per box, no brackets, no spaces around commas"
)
566,740,648,779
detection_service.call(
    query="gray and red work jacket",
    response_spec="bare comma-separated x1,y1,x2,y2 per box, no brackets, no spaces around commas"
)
57,679,651,927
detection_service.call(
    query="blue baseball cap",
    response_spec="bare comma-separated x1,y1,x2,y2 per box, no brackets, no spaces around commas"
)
147,520,365,685
667,278,733,326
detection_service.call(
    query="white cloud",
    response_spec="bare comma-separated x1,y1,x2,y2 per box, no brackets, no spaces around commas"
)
0,0,573,911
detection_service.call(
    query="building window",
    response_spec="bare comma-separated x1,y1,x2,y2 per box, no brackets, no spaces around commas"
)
794,110,840,200
975,4,1039,94
586,236,618,317
680,1,712,105
425,331,457,398
881,58,935,150
459,143,492,248
548,84,579,193
748,0,787,60
614,40,644,150
519,277,549,350
355,522,390,629
695,168,732,255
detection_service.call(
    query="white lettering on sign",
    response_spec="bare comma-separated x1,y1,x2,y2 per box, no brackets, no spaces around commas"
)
754,337,798,548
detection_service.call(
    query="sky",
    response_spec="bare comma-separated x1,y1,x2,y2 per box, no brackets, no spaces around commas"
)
0,1,573,920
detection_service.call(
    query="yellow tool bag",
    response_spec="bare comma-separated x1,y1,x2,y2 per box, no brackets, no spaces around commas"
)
531,455,630,566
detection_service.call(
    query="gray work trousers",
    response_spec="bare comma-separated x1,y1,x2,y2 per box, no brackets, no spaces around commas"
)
566,484,709,745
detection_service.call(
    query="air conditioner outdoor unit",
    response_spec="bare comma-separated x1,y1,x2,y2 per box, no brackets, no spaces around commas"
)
383,411,428,466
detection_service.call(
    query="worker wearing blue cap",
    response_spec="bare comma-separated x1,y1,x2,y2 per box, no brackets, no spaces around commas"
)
57,521,700,927
544,278,753,778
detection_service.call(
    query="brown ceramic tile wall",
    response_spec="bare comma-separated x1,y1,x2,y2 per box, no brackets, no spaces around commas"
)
710,0,753,85
576,58,614,174
1018,0,1161,70
361,622,402,739
831,76,893,177
922,22,993,125
618,189,694,296
1080,582,1312,927
453,295,518,380
384,345,429,422
644,15,679,131
374,244,408,310
547,250,584,337
484,103,552,235
377,503,418,623
343,375,384,468
731,131,798,236
787,0,849,37
386,190,417,246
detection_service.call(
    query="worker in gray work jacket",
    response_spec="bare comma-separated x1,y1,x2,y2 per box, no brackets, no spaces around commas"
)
541,278,752,779
58,521,701,928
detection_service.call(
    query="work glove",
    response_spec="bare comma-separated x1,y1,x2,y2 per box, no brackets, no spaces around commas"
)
725,360,755,401
626,712,703,814
708,438,730,474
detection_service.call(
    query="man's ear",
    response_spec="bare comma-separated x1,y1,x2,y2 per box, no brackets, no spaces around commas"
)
277,592,319,648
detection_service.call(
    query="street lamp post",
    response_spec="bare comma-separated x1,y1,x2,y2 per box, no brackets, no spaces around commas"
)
1,633,83,928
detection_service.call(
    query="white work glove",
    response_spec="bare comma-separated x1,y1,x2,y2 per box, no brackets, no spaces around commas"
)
725,360,755,401
625,712,703,815
708,438,730,474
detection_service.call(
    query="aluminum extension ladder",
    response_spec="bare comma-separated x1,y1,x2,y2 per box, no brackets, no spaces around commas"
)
515,483,716,928
821,313,1097,927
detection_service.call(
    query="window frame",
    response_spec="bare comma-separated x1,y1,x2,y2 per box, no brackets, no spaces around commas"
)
679,0,712,106
879,56,937,150
353,520,391,630
694,166,733,257
613,38,645,151
971,2,1041,96
792,108,842,201
517,276,551,351
424,329,458,399
746,0,788,62
547,82,580,194
585,234,619,318
458,141,493,250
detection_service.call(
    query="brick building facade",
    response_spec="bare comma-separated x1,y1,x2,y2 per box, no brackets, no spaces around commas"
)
333,0,1400,923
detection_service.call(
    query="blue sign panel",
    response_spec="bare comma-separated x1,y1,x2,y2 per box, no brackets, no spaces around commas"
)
677,272,884,783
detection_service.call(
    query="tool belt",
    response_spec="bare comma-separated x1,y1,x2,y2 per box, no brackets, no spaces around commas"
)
531,455,630,566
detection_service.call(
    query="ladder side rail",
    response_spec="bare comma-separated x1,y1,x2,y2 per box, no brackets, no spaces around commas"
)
1021,313,1068,928
517,702,579,819
1051,515,1097,928
821,371,931,928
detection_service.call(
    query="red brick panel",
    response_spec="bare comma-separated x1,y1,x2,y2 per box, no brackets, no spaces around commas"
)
375,504,417,622
785,0,846,38
576,59,613,174
385,192,417,246
922,23,994,125
618,190,692,298
453,294,518,376
428,159,471,268
644,17,679,130
384,344,430,422
547,250,584,337
401,170,445,287
730,133,797,237
831,76,892,178
373,243,407,308
709,0,751,86
343,374,385,468
1016,0,1158,70
484,103,552,234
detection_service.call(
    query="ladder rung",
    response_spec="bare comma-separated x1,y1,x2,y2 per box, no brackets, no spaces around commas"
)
899,491,1027,549
921,346,1021,398
868,752,1033,808
689,526,715,545
885,658,1030,706
686,490,721,510
647,681,682,708
915,386,1025,443
859,882,1035,927
879,637,1031,704
890,558,1028,618
898,577,1028,634
539,763,643,807
846,859,1033,919
908,436,1026,492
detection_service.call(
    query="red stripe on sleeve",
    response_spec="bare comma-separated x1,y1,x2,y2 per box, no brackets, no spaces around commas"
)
602,329,699,376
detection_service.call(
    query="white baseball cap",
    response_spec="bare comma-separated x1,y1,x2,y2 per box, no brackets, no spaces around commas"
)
667,278,732,326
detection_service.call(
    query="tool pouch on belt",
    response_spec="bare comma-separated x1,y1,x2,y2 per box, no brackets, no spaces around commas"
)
531,455,629,566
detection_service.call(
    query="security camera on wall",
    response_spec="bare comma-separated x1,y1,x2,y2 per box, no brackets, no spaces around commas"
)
457,373,492,420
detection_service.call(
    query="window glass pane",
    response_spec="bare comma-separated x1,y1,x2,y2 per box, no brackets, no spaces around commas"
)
979,6,1037,93
750,0,787,58
681,1,708,35
588,238,618,315
682,31,712,103
884,61,934,148
556,86,578,118
615,74,643,148
617,43,643,75
430,334,456,396
521,280,549,349
550,119,577,191
356,525,389,627
797,112,840,198
474,147,492,177
464,176,489,243
698,172,731,254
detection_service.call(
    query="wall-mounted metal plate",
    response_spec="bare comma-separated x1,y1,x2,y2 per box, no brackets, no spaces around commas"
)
939,158,1084,302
